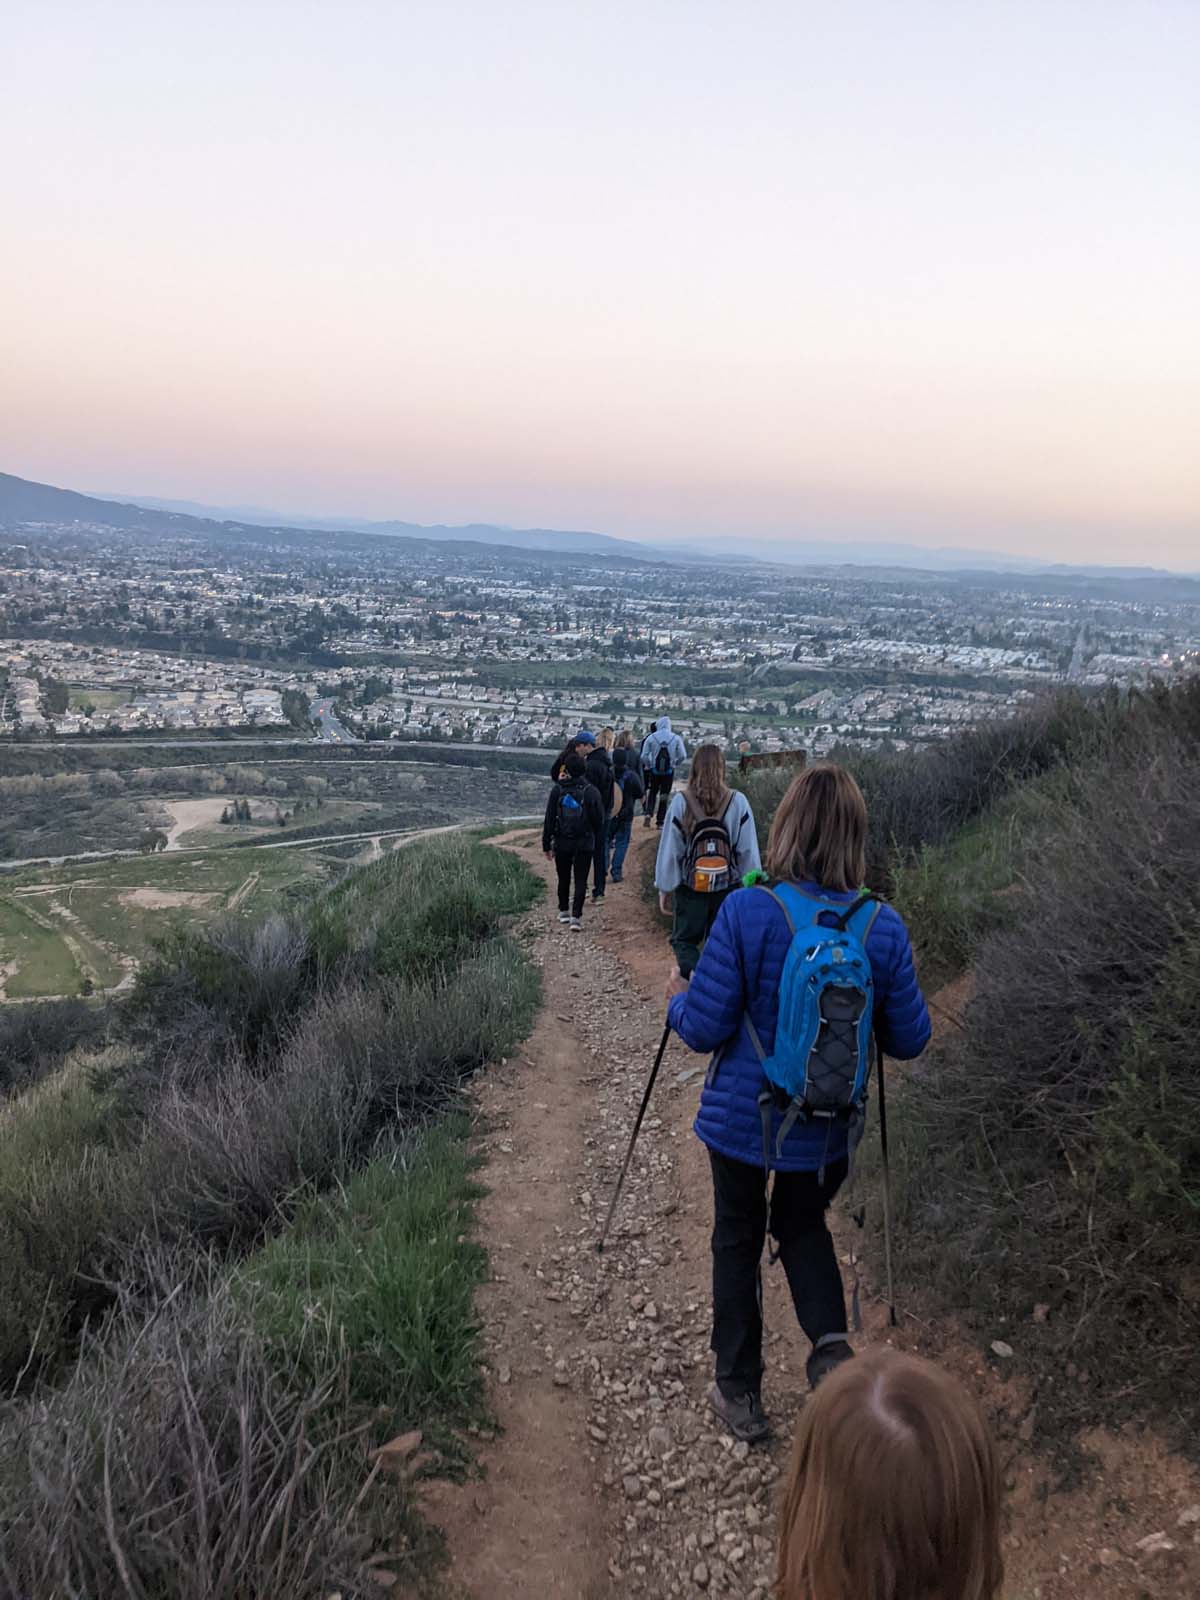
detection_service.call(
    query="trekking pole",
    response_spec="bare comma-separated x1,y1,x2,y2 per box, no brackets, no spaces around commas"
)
875,1043,898,1326
597,1021,671,1254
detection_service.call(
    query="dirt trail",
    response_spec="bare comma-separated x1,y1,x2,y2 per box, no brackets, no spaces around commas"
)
425,826,1200,1600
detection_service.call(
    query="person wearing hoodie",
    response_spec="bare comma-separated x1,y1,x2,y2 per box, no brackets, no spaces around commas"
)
608,745,644,884
655,743,761,977
641,715,687,828
585,730,617,900
542,752,605,929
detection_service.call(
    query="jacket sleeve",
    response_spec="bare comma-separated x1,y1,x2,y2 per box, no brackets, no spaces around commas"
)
542,788,557,852
730,795,762,879
874,917,932,1060
668,896,745,1051
674,734,688,763
585,784,605,837
654,794,687,891
626,768,644,802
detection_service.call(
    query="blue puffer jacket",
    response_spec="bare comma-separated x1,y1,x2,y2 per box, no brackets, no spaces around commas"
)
667,880,931,1171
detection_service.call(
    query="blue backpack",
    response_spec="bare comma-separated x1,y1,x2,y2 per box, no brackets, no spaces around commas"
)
745,883,882,1167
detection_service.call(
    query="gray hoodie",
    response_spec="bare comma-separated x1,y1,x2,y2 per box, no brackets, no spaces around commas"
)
640,716,687,773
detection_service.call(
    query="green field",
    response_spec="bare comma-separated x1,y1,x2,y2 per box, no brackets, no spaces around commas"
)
0,846,330,1000
67,688,129,713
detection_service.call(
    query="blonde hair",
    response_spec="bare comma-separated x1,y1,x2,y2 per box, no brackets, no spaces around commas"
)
687,744,730,818
776,1350,1003,1600
599,727,615,751
765,762,867,892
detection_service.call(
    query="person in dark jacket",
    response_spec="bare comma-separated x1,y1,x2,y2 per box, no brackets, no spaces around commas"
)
550,727,596,782
586,732,616,901
542,753,605,929
608,746,644,883
665,763,931,1444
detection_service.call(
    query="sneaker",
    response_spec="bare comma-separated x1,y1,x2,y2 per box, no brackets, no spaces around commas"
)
806,1336,854,1390
569,916,583,931
592,890,605,902
643,813,652,829
708,1384,770,1444
557,911,570,924
611,873,623,884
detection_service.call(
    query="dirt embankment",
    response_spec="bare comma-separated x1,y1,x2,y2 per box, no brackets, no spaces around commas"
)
423,826,1200,1600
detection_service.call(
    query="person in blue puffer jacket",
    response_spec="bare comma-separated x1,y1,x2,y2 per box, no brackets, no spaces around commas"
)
665,762,931,1444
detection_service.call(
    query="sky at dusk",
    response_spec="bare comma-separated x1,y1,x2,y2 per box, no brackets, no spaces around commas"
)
3,1,1197,567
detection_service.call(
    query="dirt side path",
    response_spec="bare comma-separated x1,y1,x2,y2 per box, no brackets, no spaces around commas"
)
426,826,1200,1600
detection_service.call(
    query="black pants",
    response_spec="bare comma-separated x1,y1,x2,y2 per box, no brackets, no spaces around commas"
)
592,829,607,897
709,1148,847,1397
555,848,591,917
646,772,673,825
670,884,730,977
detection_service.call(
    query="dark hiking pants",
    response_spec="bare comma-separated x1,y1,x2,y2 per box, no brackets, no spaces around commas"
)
670,884,730,977
708,1148,848,1398
555,848,591,918
646,772,673,825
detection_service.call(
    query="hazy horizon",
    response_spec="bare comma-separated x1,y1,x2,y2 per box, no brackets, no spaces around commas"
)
4,1,1197,567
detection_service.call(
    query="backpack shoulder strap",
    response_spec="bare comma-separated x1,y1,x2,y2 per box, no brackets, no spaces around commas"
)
832,890,880,934
752,883,797,935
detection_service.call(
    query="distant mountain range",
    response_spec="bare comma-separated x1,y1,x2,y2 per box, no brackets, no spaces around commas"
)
1,470,1191,581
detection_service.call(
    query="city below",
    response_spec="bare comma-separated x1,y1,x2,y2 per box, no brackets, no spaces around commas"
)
2,476,1198,759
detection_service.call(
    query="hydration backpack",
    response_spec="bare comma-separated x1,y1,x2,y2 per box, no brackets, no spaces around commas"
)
677,791,735,894
745,884,881,1164
653,741,673,777
555,783,589,847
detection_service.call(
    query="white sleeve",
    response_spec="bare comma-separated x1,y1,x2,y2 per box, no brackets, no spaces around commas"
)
731,795,762,878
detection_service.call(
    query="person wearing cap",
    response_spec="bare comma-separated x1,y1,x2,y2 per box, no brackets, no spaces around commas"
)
549,727,596,782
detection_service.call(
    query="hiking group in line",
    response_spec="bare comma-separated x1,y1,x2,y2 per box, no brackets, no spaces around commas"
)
542,726,1004,1599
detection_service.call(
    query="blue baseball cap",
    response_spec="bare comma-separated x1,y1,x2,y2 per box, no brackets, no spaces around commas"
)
574,728,596,746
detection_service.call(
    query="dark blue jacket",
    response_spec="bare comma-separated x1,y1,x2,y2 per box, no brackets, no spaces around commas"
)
667,881,931,1171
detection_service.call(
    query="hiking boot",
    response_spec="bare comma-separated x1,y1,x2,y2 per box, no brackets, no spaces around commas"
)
806,1336,854,1390
643,813,652,829
708,1384,770,1444
569,916,583,931
611,873,623,884
557,911,570,924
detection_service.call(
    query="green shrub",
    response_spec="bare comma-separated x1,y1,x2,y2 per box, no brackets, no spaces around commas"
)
245,1120,489,1435
0,1257,416,1600
871,723,1200,1454
0,999,109,1100
0,842,540,1395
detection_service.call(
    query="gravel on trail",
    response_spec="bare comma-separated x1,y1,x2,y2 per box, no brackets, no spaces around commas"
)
425,828,1200,1600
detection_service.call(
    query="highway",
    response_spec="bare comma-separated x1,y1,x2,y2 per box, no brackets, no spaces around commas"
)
311,696,358,745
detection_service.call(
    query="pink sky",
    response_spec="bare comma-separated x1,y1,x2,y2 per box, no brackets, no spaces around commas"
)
3,2,1197,565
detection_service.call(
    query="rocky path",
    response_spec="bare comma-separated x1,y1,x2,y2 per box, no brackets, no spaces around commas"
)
425,826,1200,1600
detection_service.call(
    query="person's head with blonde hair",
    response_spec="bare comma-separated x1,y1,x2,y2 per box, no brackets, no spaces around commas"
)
766,762,867,893
600,727,615,751
615,728,636,751
776,1349,1003,1600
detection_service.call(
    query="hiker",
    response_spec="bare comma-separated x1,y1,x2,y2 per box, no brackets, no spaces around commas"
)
586,730,617,901
638,720,658,817
641,715,687,828
549,728,596,783
664,762,931,1443
542,752,605,930
654,744,760,978
608,745,644,884
776,1349,1003,1600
